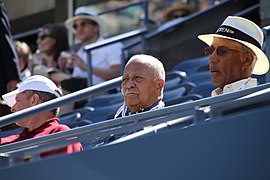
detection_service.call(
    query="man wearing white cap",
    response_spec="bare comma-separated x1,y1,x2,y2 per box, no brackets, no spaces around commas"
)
198,16,269,96
1,75,82,157
54,6,123,88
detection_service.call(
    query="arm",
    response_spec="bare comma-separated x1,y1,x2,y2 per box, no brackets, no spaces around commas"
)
71,53,121,80
92,64,121,80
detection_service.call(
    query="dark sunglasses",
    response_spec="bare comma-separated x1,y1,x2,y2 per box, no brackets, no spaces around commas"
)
38,34,52,40
204,46,247,56
72,21,92,30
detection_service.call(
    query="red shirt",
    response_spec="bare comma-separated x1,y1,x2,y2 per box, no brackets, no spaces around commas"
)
1,118,83,157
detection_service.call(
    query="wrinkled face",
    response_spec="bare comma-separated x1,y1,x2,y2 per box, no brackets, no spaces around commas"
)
121,60,162,113
36,28,55,54
207,37,251,89
11,92,35,128
73,18,98,43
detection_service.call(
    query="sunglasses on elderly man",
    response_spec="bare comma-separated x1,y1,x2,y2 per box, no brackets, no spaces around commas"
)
204,46,247,56
72,21,93,30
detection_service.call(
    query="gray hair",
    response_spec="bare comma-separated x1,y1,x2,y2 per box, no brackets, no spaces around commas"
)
128,54,166,81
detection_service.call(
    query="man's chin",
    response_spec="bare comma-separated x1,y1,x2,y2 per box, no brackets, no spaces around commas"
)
125,99,140,107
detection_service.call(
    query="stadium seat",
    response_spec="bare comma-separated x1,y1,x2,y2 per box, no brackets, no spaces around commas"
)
165,70,187,91
86,92,123,108
81,102,122,123
172,56,209,75
165,94,203,106
188,82,216,98
184,71,211,85
164,82,195,101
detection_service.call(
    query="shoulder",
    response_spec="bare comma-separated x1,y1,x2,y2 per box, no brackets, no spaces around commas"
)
50,124,70,132
45,118,71,133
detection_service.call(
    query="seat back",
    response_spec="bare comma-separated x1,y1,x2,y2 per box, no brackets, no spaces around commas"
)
188,82,216,98
164,83,195,101
184,71,211,85
172,56,209,75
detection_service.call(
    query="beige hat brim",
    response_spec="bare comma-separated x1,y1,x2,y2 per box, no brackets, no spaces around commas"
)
198,34,269,75
65,15,106,37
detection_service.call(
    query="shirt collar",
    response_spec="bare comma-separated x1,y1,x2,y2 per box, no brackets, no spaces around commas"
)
127,100,165,115
20,118,60,136
211,78,257,96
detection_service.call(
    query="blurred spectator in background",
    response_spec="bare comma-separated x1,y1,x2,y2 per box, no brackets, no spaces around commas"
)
56,6,123,89
0,0,20,117
162,2,196,22
32,23,69,78
14,41,32,81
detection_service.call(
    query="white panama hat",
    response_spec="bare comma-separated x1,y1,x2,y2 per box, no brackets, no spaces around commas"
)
198,16,269,75
65,6,106,37
2,75,61,107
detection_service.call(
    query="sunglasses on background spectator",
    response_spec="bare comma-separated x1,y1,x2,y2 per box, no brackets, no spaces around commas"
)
204,46,248,56
72,21,94,30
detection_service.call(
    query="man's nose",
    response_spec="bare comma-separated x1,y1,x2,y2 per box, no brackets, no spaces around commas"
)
10,105,16,113
209,52,219,64
125,78,136,88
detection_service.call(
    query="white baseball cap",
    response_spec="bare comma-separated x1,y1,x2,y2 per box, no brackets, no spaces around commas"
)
2,75,61,107
198,16,269,75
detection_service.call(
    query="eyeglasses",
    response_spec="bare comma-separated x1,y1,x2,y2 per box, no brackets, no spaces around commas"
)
38,34,52,40
72,21,92,30
204,46,247,56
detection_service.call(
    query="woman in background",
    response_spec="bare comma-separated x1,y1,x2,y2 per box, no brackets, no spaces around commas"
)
32,23,69,77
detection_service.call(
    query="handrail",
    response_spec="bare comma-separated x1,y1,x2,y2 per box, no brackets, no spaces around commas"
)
1,82,270,154
117,0,230,52
13,28,39,40
0,109,194,154
84,28,147,51
143,0,259,41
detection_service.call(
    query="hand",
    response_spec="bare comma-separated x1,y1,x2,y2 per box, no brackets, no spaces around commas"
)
58,56,69,72
71,53,87,71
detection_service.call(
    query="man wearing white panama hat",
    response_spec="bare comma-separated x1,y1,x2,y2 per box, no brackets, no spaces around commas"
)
198,16,269,96
52,6,123,89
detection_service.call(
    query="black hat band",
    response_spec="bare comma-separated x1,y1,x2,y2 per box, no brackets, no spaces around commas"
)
216,25,261,48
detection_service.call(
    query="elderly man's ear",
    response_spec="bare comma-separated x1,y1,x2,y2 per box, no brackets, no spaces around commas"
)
242,53,254,72
157,79,165,92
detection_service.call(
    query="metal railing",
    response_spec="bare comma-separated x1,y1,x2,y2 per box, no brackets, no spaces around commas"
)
1,80,270,165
